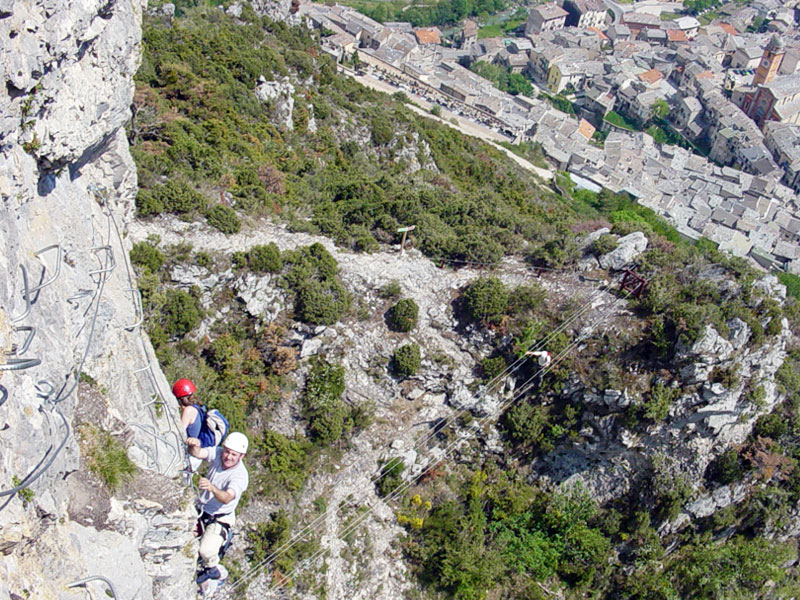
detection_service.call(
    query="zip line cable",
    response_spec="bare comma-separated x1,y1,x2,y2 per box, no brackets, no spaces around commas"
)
260,286,634,598
222,278,632,596
229,287,633,598
220,276,620,593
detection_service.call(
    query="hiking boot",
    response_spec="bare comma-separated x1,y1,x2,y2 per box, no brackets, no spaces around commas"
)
196,566,221,584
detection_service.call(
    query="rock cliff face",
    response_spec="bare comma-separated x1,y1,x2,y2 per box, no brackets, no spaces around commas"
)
0,2,195,598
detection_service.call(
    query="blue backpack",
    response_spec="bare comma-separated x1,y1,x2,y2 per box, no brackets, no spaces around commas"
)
194,405,230,448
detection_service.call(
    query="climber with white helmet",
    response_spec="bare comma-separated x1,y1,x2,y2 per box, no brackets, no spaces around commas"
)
525,349,552,387
188,431,250,588
525,350,551,368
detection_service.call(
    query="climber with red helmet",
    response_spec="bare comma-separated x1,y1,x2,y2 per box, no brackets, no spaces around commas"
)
172,378,203,439
173,379,230,475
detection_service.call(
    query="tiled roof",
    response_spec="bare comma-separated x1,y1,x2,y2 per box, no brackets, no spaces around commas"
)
414,28,441,44
666,29,688,42
577,118,596,140
534,3,569,20
638,68,663,84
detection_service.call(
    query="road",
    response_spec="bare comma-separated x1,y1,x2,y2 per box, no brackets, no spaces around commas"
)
350,70,553,181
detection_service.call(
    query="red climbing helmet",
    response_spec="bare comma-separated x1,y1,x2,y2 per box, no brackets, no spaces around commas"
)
172,378,196,399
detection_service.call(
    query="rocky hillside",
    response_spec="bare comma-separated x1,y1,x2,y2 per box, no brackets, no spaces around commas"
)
126,4,800,599
0,2,195,599
2,2,800,600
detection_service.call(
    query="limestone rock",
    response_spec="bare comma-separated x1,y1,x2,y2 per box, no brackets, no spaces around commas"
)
753,274,786,300
235,271,288,323
581,227,611,249
676,325,734,364
598,232,648,270
255,76,296,130
727,317,750,350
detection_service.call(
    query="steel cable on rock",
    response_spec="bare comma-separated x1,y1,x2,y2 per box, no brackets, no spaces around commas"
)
238,286,635,598
222,278,630,597
50,209,115,405
90,184,186,474
0,407,70,512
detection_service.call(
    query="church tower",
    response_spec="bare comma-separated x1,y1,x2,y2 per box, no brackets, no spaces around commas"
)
752,35,785,86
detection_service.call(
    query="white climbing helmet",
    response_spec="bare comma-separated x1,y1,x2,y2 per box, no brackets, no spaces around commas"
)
222,432,248,455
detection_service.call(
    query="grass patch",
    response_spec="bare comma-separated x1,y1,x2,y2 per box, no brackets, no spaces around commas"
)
604,111,637,131
80,425,137,490
478,24,502,38
699,10,719,25
778,272,800,300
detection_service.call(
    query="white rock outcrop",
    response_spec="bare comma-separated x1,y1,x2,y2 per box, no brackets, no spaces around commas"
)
598,231,648,270
1,2,195,598
255,75,296,130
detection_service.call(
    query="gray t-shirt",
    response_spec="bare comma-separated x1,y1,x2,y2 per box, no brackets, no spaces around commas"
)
199,446,249,516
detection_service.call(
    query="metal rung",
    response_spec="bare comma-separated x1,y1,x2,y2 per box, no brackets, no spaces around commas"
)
10,326,36,356
0,358,41,371
28,244,62,295
10,265,31,323
89,245,115,276
124,288,143,330
67,289,94,310
68,576,118,600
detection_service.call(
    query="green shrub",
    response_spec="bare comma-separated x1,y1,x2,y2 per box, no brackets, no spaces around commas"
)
206,204,241,234
507,284,544,315
643,383,679,422
393,343,421,377
295,279,351,325
353,229,379,253
248,243,283,273
463,276,508,324
257,430,311,491
378,280,402,299
651,454,692,521
590,233,618,256
11,475,34,505
162,288,202,338
712,448,744,484
231,251,247,269
130,241,165,272
529,238,578,269
247,510,315,573
302,359,349,445
376,457,404,497
81,425,137,490
482,356,507,380
503,402,550,448
753,413,787,439
138,180,207,217
282,244,352,325
135,188,163,217
370,115,393,145
195,251,212,268
387,298,419,332
777,272,800,300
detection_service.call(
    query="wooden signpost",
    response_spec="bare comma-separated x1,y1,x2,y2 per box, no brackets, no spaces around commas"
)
397,225,415,254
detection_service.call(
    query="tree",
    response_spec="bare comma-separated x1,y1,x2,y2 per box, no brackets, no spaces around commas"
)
463,276,508,324
387,298,419,332
652,98,669,120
